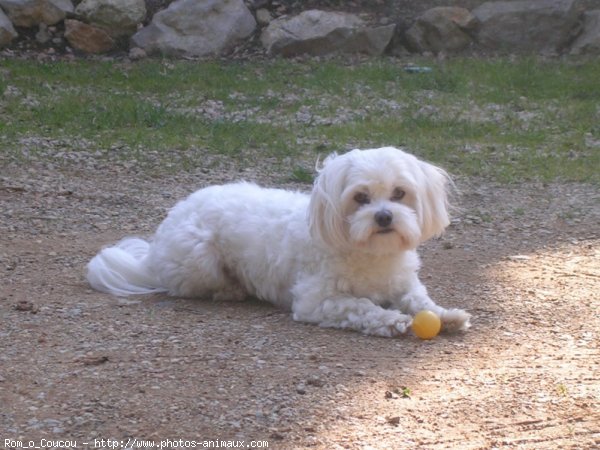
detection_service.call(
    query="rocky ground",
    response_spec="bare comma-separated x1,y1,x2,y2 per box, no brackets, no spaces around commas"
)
1,148,599,448
6,0,597,60
6,0,488,60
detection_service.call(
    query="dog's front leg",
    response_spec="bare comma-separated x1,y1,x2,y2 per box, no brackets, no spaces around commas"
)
292,290,412,337
390,276,471,332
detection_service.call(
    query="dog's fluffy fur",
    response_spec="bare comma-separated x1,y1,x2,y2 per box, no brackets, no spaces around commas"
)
87,147,470,336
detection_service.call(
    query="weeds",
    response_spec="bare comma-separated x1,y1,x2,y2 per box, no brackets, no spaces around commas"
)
1,57,598,182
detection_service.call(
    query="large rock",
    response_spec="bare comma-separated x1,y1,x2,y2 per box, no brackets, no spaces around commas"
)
64,18,115,53
570,10,600,55
75,0,146,37
347,24,396,56
0,8,18,47
0,0,73,27
261,9,395,57
131,0,256,57
472,0,580,53
405,7,477,54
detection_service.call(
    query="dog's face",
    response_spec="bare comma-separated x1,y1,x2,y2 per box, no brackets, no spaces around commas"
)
308,147,450,255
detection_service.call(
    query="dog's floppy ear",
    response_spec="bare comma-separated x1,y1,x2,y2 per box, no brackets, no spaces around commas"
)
307,152,352,249
414,159,451,242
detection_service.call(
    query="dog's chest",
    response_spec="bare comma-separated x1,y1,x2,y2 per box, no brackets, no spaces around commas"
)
333,257,411,301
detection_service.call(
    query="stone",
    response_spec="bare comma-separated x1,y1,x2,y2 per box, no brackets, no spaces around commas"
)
570,10,600,55
255,8,272,27
75,0,146,38
261,9,394,57
0,0,73,27
128,46,147,60
405,7,477,54
35,23,51,43
64,19,115,53
342,24,396,56
131,0,256,57
472,0,579,54
0,8,18,47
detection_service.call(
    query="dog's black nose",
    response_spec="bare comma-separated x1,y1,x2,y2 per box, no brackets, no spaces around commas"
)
374,209,393,228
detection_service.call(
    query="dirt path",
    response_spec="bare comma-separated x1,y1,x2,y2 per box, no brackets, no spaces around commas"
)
1,159,598,449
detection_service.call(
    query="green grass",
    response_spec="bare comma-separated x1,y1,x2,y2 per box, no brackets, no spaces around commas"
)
1,57,599,182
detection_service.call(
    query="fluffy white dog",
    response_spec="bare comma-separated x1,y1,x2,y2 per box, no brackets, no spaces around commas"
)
88,147,470,337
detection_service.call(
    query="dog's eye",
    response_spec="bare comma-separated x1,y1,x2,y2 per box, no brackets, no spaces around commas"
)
391,188,406,202
354,192,370,205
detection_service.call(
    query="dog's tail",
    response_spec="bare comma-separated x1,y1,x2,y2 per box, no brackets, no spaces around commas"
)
87,238,166,296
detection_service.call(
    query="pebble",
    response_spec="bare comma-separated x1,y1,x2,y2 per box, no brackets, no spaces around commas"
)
507,255,531,261
306,376,325,387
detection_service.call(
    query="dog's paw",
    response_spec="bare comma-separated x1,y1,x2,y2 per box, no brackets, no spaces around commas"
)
440,308,471,332
366,311,413,337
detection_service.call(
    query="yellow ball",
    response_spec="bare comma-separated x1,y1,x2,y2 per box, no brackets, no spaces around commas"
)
412,310,441,340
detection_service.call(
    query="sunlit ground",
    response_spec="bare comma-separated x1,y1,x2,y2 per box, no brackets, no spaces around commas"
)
303,241,599,449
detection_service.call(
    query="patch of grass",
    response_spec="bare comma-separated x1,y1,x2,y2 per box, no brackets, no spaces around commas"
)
1,57,598,182
556,383,569,397
466,57,600,103
386,386,412,399
289,166,315,183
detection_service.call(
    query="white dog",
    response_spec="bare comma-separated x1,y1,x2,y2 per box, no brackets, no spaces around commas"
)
88,147,470,337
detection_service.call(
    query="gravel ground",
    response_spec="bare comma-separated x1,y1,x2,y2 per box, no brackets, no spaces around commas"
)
1,150,599,449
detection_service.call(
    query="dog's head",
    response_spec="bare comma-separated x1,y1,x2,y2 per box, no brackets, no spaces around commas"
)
308,147,450,255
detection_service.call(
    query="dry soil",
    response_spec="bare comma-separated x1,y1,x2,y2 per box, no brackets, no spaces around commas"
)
1,154,599,449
